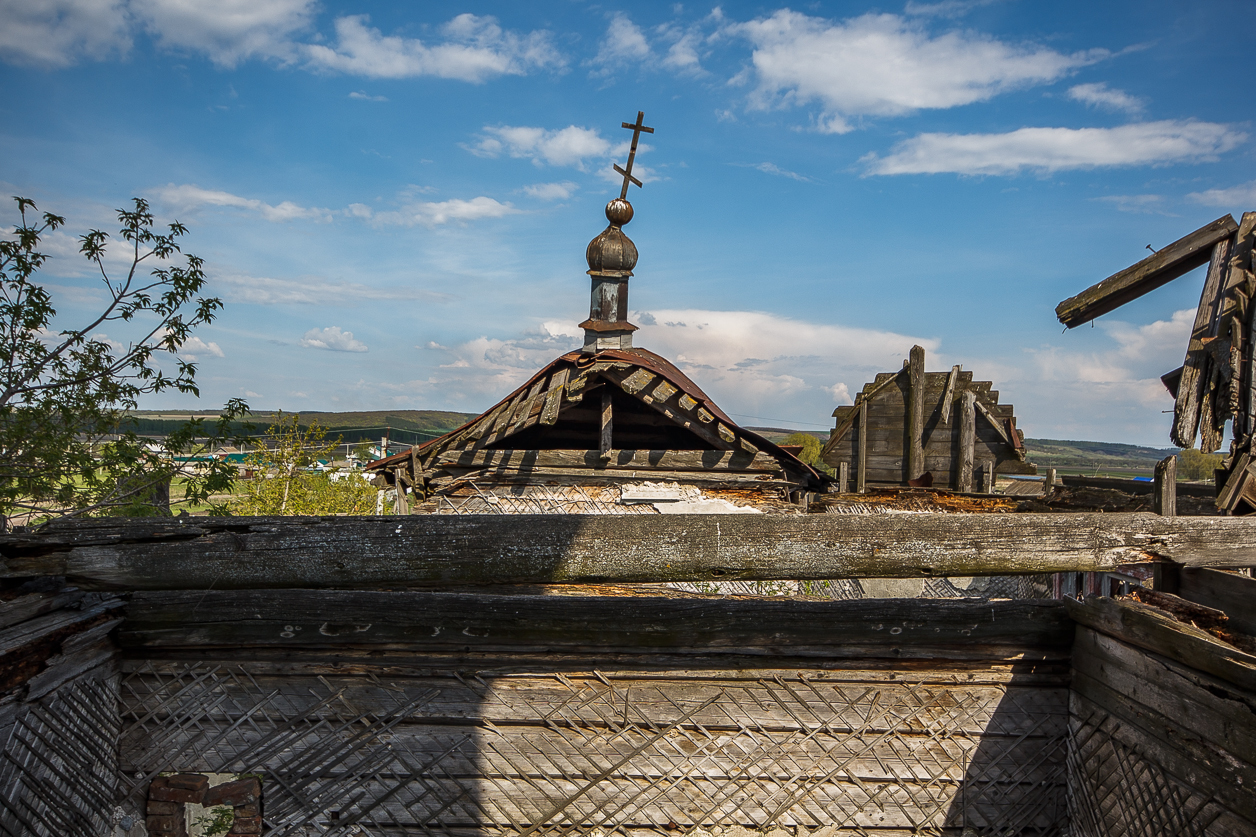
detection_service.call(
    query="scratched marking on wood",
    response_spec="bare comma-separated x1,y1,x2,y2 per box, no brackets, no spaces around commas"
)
118,662,1066,835
0,670,119,837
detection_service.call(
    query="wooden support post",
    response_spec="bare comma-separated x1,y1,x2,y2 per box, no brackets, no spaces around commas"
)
1173,237,1232,448
1153,455,1177,517
600,388,613,457
837,461,849,494
856,400,867,494
906,344,925,482
1044,468,1057,495
983,461,996,495
957,390,975,492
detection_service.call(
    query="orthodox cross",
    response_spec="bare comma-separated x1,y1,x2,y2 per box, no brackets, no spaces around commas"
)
614,111,654,200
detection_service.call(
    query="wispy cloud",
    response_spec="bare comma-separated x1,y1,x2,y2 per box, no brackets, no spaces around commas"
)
904,0,1003,18
522,181,578,200
303,13,563,82
216,271,446,306
301,325,368,353
589,12,651,73
1093,194,1175,215
862,120,1247,175
730,10,1104,133
152,183,332,222
1068,82,1145,114
1189,180,1256,208
348,90,387,101
374,196,520,227
736,162,811,182
467,125,611,169
0,0,133,67
133,0,314,67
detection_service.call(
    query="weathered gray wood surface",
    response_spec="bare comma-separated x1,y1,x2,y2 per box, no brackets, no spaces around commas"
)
1153,454,1176,516
1174,237,1233,448
119,591,1073,659
435,449,783,472
1070,626,1256,828
7,513,1256,589
907,344,925,481
1056,214,1239,328
1177,567,1256,635
1064,595,1256,693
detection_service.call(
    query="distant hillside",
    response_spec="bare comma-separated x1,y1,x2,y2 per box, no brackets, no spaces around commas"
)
1023,438,1179,473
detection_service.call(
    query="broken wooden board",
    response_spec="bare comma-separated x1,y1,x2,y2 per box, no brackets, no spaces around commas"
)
6,513,1256,590
1056,214,1239,328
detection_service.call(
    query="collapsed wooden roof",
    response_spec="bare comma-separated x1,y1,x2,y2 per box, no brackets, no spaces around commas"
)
1057,212,1256,513
368,346,826,512
821,345,1030,492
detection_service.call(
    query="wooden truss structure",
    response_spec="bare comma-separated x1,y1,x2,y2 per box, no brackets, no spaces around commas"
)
1057,212,1256,513
821,345,1031,493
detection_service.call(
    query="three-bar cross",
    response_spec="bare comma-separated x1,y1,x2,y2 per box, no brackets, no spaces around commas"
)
614,111,654,200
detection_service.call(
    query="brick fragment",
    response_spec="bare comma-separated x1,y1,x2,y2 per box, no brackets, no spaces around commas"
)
146,799,181,816
234,803,259,817
204,777,261,806
145,814,187,836
166,773,209,793
226,815,261,835
149,783,205,804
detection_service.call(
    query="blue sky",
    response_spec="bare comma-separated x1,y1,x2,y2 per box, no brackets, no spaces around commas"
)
2,0,1253,446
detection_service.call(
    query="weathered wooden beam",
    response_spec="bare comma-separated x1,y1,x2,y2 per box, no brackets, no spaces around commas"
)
906,345,925,481
837,461,849,494
600,388,613,455
1056,214,1239,328
1174,237,1233,448
957,390,975,493
856,400,867,493
1064,595,1256,694
6,513,1256,590
1177,567,1256,635
1153,454,1177,517
119,591,1073,656
938,364,960,425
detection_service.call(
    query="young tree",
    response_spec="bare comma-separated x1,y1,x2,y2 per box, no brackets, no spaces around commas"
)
231,413,383,515
0,197,247,527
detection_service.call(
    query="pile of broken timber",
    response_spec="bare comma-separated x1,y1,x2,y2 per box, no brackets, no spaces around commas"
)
1057,212,1256,514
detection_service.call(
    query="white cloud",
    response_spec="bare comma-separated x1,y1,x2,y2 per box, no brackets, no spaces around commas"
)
863,120,1247,175
348,90,387,101
303,13,562,82
374,196,519,228
661,31,702,73
0,0,131,67
468,125,610,169
300,325,367,353
1068,82,1144,114
732,10,1103,132
904,0,1002,18
740,161,810,182
590,12,651,72
522,181,578,200
152,183,332,222
1189,180,1256,208
1093,194,1173,215
215,271,446,306
131,0,313,66
178,335,224,359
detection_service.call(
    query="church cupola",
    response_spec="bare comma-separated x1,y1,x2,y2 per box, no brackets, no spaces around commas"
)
580,111,652,353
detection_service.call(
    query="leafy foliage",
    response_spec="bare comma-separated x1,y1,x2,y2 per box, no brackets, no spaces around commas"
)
781,431,834,476
1178,448,1224,482
231,413,385,515
0,197,247,527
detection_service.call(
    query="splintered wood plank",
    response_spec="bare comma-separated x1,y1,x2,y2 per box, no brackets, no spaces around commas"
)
957,390,976,493
509,379,547,430
938,365,960,424
855,400,867,493
1178,567,1256,635
600,389,613,455
1056,214,1239,328
907,345,925,481
539,368,569,425
1174,237,1234,448
647,381,678,403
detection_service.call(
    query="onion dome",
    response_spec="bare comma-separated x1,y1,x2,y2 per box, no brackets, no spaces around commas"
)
586,198,638,273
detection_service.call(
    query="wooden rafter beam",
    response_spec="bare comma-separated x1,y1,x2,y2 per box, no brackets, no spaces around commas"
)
5,513,1256,590
1056,214,1238,328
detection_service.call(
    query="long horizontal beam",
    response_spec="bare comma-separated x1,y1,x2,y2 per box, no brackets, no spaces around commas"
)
3,513,1255,590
